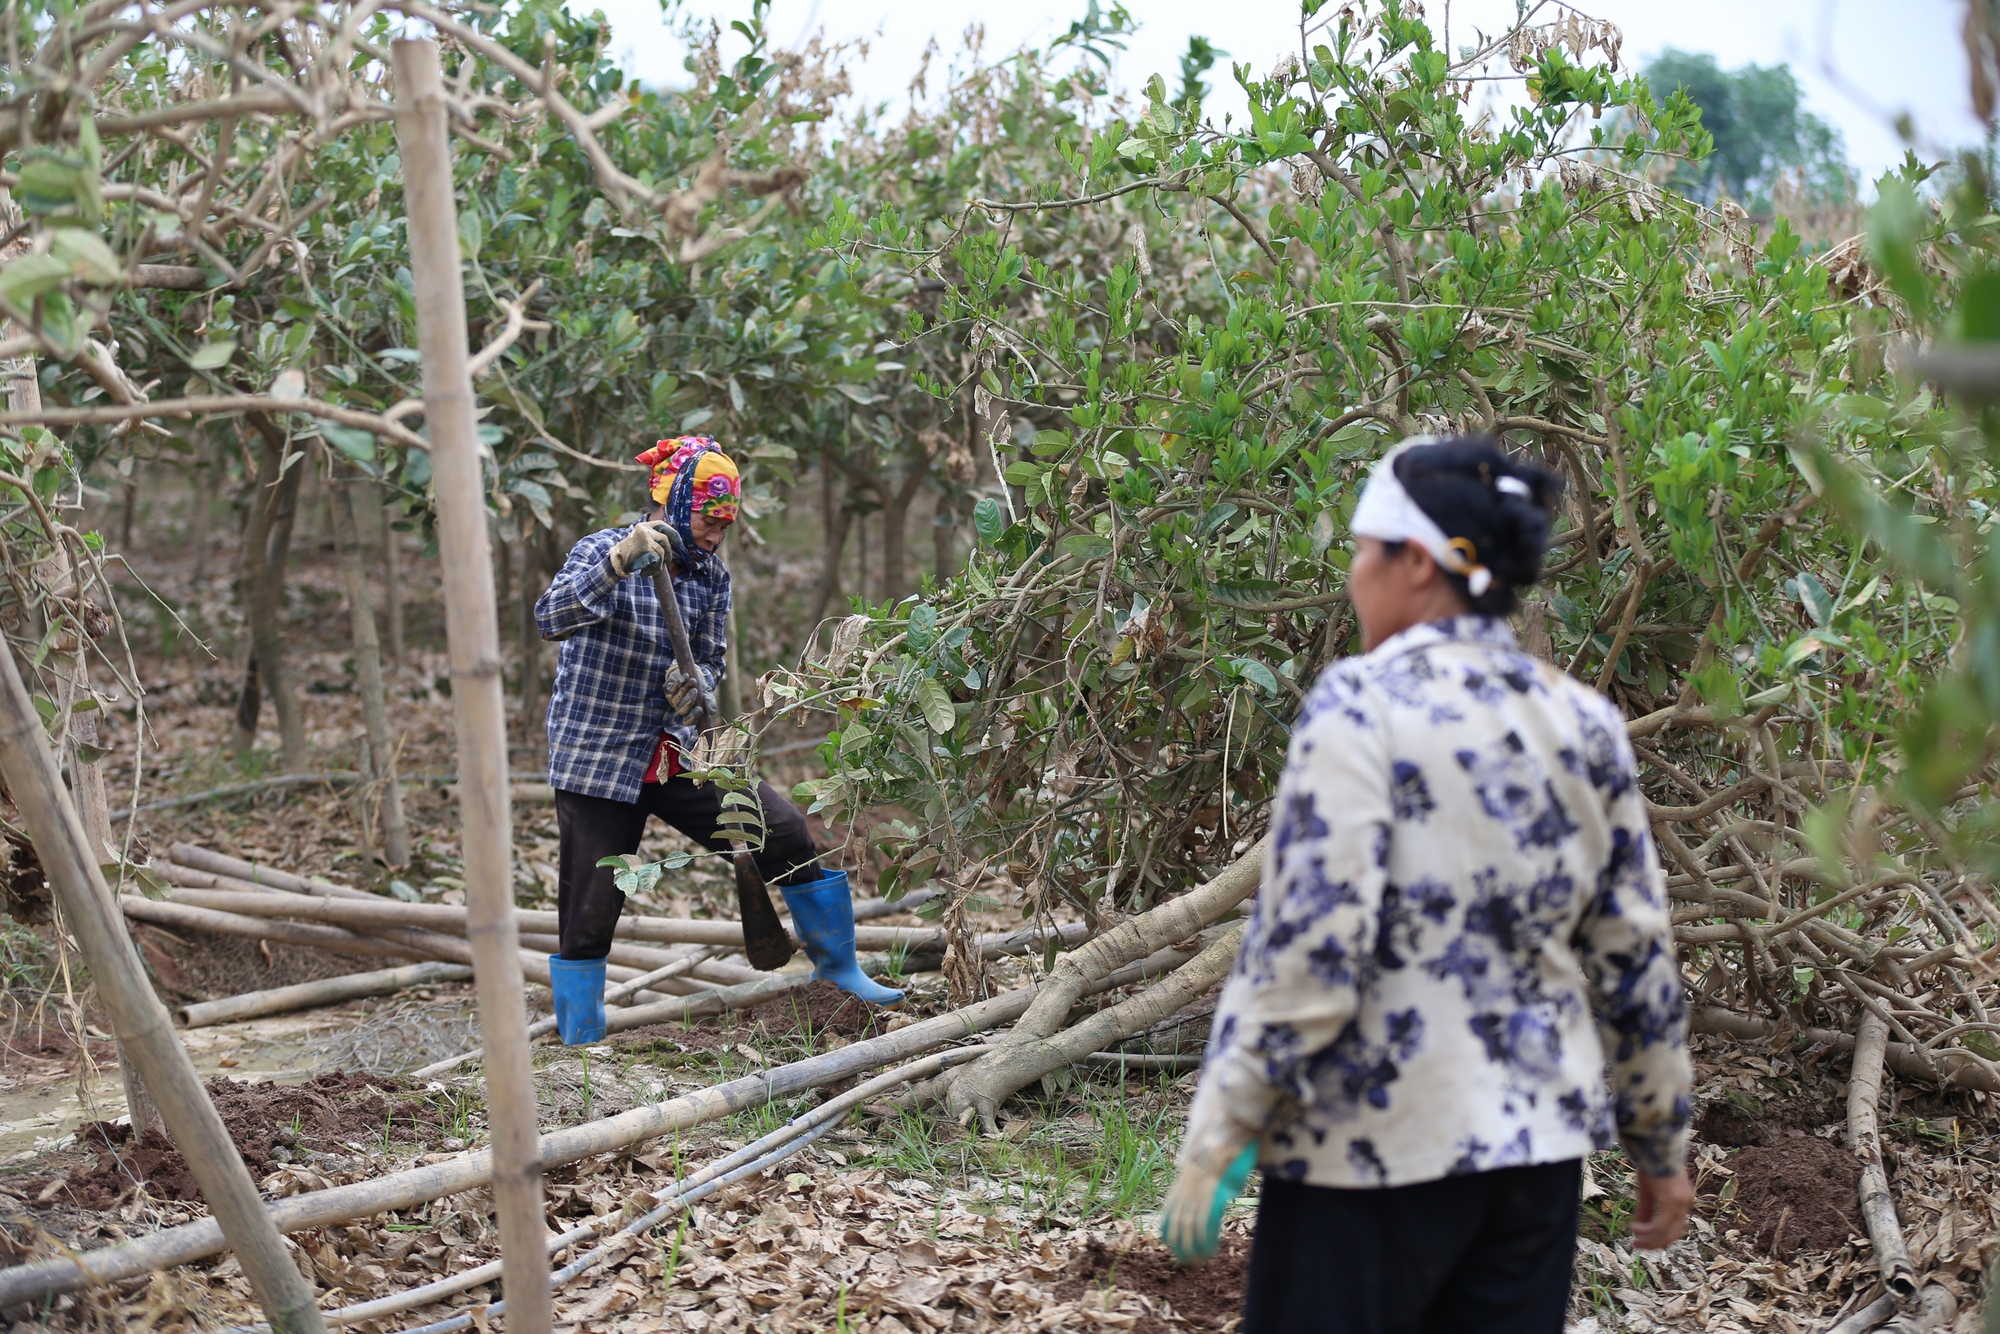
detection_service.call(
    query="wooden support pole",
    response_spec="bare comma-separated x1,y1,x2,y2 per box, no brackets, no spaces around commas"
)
178,961,474,1028
391,37,553,1334
0,648,326,1333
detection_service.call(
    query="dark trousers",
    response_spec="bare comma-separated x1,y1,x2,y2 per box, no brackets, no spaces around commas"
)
553,778,820,960
1243,1160,1581,1334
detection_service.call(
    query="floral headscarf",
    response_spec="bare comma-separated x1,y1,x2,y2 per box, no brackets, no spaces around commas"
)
634,436,740,573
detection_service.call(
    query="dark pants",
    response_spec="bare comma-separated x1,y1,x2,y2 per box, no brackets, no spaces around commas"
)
1243,1160,1581,1334
553,778,820,960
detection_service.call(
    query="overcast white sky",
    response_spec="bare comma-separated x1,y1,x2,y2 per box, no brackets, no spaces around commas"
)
586,0,1987,190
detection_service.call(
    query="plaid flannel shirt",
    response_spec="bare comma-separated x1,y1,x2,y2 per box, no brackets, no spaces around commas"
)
535,525,729,802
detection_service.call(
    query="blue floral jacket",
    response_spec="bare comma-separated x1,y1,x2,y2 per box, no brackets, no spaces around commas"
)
1187,615,1691,1187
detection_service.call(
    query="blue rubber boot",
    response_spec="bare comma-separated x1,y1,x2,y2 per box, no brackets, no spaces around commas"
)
547,955,607,1045
779,871,905,1007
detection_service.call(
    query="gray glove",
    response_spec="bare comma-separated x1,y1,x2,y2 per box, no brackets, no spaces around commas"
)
608,522,671,578
664,662,717,726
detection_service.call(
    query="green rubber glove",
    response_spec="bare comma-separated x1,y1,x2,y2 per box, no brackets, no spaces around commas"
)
1161,1142,1258,1263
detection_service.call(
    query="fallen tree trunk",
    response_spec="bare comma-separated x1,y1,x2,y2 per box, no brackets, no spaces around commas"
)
1849,1012,1922,1314
945,838,1262,1123
952,924,1244,1130
178,961,474,1028
1690,1008,2000,1096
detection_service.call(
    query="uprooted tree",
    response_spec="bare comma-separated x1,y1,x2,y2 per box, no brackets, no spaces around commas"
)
759,3,2000,1129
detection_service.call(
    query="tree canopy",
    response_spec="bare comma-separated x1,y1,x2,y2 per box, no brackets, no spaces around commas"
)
1644,48,1853,208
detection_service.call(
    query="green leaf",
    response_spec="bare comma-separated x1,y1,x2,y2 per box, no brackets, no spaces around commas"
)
188,340,237,370
1212,578,1286,606
320,422,378,466
908,603,938,651
0,254,72,303
1002,461,1044,487
1234,658,1280,694
1057,532,1113,561
49,230,123,284
973,497,1005,544
917,677,956,733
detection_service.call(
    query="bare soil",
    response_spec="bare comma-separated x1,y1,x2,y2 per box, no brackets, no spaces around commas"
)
1722,1136,1864,1259
1058,1233,1252,1332
18,1072,448,1210
613,978,943,1055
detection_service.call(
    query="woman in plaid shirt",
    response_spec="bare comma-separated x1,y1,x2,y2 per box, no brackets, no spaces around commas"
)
534,437,904,1044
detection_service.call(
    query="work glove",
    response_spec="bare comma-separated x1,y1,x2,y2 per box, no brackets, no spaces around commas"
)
608,522,671,578
1161,1140,1257,1263
664,662,717,726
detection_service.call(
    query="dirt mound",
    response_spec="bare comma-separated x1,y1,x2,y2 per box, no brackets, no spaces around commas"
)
1724,1137,1862,1258
1694,1101,1762,1147
1056,1233,1251,1332
135,923,380,1001
757,979,898,1040
615,979,938,1054
21,1071,448,1210
0,1012,116,1067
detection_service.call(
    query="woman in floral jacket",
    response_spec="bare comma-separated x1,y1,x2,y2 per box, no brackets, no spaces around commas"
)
1163,437,1693,1332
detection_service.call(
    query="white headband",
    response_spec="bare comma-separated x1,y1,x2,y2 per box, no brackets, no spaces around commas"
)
1351,436,1498,596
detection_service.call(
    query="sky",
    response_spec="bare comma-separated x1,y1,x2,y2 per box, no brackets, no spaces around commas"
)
582,0,1988,190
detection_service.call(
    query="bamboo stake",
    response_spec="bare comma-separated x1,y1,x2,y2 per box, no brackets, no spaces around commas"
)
141,883,1037,952
1848,1012,1922,1313
0,646,325,1333
121,895,435,964
178,961,475,1028
392,41,552,1334
167,843,374,898
0,947,1188,1308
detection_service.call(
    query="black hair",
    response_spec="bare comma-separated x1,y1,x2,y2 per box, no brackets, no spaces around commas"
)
1387,436,1563,616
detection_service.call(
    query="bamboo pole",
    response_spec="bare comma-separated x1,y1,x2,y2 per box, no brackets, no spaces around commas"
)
0,944,1193,1308
178,961,475,1028
392,38,551,1334
140,883,1031,952
121,895,437,964
0,646,326,1332
167,843,373,898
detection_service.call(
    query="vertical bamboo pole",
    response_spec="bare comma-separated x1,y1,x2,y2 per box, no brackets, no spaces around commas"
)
0,648,325,1333
392,38,553,1334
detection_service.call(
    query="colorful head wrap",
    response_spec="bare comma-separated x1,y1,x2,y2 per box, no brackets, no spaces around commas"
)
635,436,740,573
